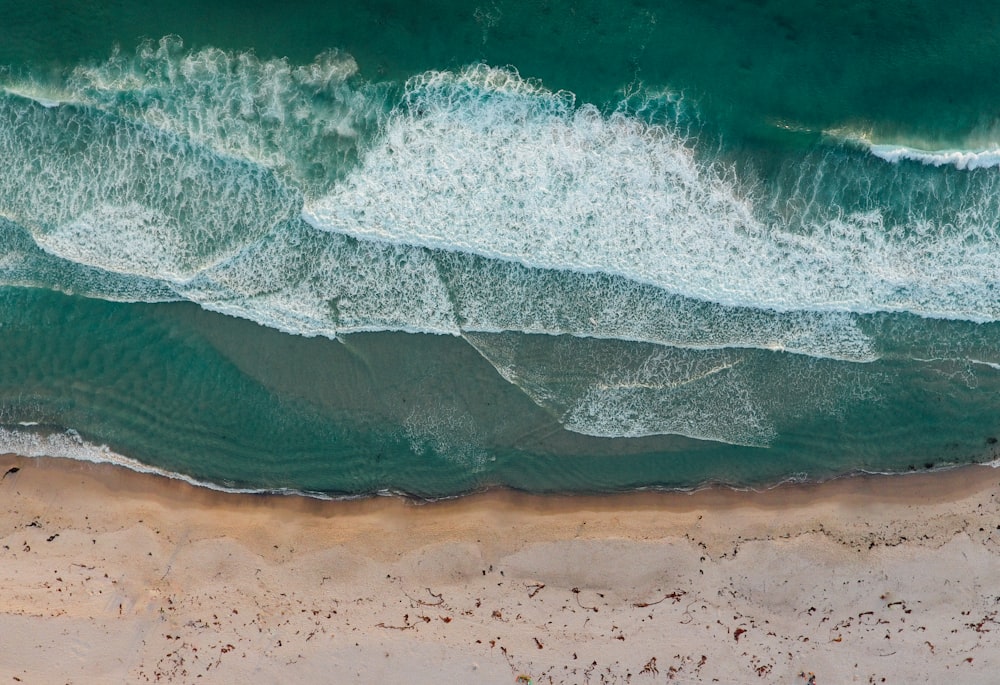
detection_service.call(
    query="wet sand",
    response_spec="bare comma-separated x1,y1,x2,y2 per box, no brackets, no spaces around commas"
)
2,455,999,683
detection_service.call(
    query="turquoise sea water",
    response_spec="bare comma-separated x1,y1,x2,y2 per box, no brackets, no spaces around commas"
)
2,1,1000,497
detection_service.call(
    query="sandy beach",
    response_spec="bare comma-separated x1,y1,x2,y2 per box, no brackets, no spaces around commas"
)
2,455,999,683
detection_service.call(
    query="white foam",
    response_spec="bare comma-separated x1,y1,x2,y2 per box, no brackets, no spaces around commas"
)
13,49,1000,449
0,217,180,302
306,65,1000,323
165,217,876,362
172,220,459,339
0,91,301,281
437,251,876,361
66,36,389,197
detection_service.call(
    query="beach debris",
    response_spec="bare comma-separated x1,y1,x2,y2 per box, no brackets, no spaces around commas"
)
405,587,444,606
376,620,414,631
525,582,545,598
967,611,998,633
572,587,599,612
533,637,543,649
633,590,686,608
515,675,533,684
2,466,20,480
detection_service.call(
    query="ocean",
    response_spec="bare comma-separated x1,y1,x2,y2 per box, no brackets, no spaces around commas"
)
2,0,1000,498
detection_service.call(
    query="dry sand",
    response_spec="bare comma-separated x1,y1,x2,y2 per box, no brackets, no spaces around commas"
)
2,455,1000,683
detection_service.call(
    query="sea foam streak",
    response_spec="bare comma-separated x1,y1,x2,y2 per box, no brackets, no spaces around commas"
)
466,331,879,447
466,331,775,446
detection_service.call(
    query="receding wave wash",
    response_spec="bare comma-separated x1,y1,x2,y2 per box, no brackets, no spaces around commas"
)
2,0,1000,497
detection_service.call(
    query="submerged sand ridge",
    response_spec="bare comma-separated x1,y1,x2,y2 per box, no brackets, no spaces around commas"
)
1,456,1000,683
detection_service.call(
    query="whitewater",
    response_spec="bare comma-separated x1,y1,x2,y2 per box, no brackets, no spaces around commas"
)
3,38,1000,450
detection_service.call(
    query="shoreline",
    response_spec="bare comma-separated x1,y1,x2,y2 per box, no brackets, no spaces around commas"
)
3,454,1000,682
6,450,999,517
4,424,995,502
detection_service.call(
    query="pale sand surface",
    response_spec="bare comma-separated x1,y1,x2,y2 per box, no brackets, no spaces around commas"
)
2,456,1000,683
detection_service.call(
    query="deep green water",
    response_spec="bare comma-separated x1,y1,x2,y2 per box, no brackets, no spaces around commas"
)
2,1,1000,497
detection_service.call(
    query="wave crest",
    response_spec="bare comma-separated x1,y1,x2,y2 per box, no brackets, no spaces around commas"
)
869,144,1000,170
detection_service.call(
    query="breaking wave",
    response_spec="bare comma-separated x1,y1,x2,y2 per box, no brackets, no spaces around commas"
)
869,144,1000,170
